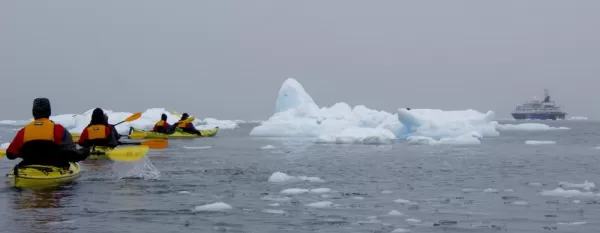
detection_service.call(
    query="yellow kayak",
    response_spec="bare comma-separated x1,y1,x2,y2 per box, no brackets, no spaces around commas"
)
6,162,81,188
128,127,219,139
88,146,113,160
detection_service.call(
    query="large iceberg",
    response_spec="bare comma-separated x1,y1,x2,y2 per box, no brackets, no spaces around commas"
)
0,108,239,135
250,78,499,144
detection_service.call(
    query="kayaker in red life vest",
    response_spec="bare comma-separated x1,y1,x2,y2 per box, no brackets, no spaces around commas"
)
6,98,90,167
172,113,201,136
153,114,172,134
78,108,121,149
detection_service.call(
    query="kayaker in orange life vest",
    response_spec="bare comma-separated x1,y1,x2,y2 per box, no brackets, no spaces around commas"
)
153,114,172,134
78,108,121,149
173,113,201,135
5,98,90,167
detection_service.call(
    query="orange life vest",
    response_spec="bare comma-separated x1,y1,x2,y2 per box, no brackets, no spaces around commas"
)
85,124,108,140
155,120,166,128
23,118,57,143
177,121,188,128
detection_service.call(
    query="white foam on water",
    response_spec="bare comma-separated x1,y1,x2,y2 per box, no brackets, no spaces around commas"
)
305,201,333,208
309,188,331,194
559,180,595,190
388,210,405,216
250,78,499,144
193,202,232,212
525,140,556,145
496,123,569,131
261,145,276,150
263,209,287,214
280,188,309,195
183,146,212,150
112,156,160,180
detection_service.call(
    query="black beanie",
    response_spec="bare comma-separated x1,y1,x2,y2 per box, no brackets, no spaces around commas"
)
90,108,105,125
181,113,189,120
32,98,51,119
161,114,167,121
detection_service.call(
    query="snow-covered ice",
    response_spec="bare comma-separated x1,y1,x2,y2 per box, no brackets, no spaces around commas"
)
309,188,331,194
250,78,500,144
388,210,405,216
263,209,286,214
268,172,324,184
568,116,588,120
280,188,309,195
496,123,569,131
193,202,232,212
559,180,595,190
540,188,597,198
0,108,240,135
525,140,556,145
305,201,333,208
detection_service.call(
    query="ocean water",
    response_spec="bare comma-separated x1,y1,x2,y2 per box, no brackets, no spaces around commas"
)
0,120,599,233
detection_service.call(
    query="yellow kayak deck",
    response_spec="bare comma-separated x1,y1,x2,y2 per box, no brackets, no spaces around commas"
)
88,146,113,160
6,162,81,188
128,127,219,139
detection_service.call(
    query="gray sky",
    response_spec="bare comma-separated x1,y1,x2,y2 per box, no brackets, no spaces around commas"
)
1,1,598,120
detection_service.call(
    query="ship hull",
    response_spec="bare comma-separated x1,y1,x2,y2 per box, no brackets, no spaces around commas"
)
511,112,566,120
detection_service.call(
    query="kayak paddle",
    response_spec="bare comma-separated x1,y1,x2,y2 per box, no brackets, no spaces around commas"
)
92,146,150,162
120,139,168,149
0,149,5,159
173,110,195,123
114,112,142,126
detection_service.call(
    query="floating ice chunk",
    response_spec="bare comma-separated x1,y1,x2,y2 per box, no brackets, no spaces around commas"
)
305,201,333,208
280,188,309,195
268,203,280,207
394,198,411,204
405,218,421,223
260,196,291,202
525,140,556,145
511,201,528,205
381,190,394,194
568,116,588,120
484,188,499,193
573,200,581,204
504,189,515,192
321,194,332,198
193,202,232,212
310,188,331,194
46,220,76,225
558,221,587,225
261,145,276,150
316,127,396,145
540,188,597,197
178,191,191,195
183,146,212,150
388,210,405,216
267,172,324,184
0,142,9,149
263,209,286,214
407,132,482,145
559,180,595,190
391,228,410,233
528,182,543,187
496,123,569,131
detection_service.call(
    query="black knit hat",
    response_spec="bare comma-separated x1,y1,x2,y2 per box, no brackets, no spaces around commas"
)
32,98,51,119
161,114,167,121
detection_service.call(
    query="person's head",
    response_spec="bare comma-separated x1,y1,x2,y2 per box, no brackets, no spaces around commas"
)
104,113,109,124
161,114,167,121
32,98,51,119
181,113,189,120
90,108,105,125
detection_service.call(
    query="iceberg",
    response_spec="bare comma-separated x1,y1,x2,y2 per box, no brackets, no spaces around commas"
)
0,108,240,135
250,78,499,144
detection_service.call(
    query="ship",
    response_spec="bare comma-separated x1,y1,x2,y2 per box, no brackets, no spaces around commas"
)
511,89,567,120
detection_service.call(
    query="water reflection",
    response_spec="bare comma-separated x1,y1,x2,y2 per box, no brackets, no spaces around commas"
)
8,185,77,233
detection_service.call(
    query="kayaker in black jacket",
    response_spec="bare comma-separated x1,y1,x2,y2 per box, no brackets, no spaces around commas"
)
5,98,89,168
78,108,121,149
172,113,201,135
153,114,173,134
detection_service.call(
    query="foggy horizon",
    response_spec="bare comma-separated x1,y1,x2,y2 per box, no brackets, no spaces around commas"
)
2,1,598,120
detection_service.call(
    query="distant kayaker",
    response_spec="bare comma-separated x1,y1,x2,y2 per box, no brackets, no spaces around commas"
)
78,108,121,149
173,113,201,136
5,98,89,167
153,114,173,134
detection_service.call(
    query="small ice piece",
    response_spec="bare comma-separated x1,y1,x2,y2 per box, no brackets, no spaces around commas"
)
268,203,280,207
406,218,421,223
484,188,498,193
525,140,556,145
305,201,333,208
540,188,596,197
310,188,331,194
394,198,411,204
280,188,309,195
193,202,232,212
178,191,191,194
381,190,394,194
504,189,515,192
261,145,276,150
263,209,286,214
511,201,528,205
388,210,404,216
559,180,595,190
391,228,411,233
573,200,581,204
557,222,587,225
528,182,542,187
352,196,364,200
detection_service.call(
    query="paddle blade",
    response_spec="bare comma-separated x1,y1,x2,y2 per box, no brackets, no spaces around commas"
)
183,116,196,123
106,146,149,162
125,112,143,122
141,139,168,149
0,149,5,158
